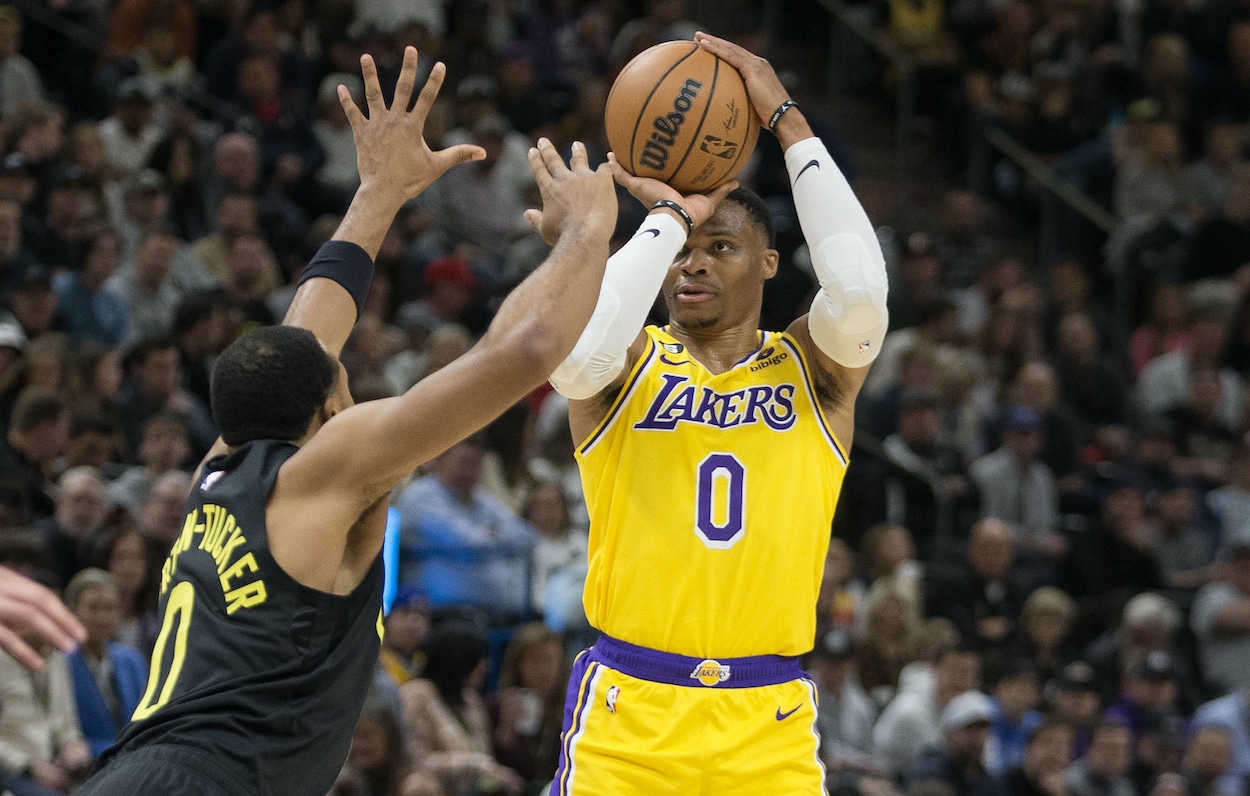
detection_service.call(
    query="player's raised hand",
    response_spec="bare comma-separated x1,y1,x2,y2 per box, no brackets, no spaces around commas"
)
694,32,800,134
524,139,617,245
339,46,485,206
605,152,738,230
0,566,85,670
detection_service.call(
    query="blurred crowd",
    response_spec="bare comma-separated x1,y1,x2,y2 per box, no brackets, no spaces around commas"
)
5,0,1250,796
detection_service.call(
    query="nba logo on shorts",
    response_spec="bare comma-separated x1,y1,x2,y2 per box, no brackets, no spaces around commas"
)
606,685,620,713
690,659,731,686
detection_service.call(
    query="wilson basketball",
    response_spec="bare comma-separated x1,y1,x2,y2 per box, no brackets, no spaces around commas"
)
605,41,759,194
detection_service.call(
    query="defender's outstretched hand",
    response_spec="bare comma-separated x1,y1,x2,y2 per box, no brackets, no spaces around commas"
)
605,152,738,230
339,46,486,206
0,567,85,670
524,139,618,245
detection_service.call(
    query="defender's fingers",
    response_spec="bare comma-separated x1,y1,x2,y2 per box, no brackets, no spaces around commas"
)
0,571,84,645
524,208,544,234
0,624,42,671
360,54,385,117
337,85,365,130
569,141,590,172
392,46,419,111
412,62,447,121
527,146,555,189
694,32,750,67
706,180,740,205
436,144,487,169
536,138,568,176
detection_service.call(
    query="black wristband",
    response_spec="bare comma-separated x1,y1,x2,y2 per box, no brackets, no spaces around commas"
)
768,100,799,132
652,199,694,235
295,240,376,319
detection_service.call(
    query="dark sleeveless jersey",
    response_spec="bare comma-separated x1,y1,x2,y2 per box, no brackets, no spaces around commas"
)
97,439,384,795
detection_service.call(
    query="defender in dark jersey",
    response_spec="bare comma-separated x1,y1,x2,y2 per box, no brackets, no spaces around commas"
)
78,46,624,796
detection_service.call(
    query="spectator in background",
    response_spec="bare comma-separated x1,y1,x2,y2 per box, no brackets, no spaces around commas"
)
1148,480,1218,592
926,517,1028,654
1065,720,1136,796
984,659,1044,775
857,574,921,708
1185,121,1244,221
115,335,215,460
969,405,1063,555
904,690,998,795
54,227,126,347
91,528,158,655
490,622,566,789
1138,305,1241,427
9,268,61,343
808,628,879,775
1052,311,1129,429
1209,443,1250,543
0,387,69,525
106,409,188,514
191,192,282,296
311,73,362,204
1011,587,1078,684
1166,366,1239,485
1007,361,1084,485
1188,167,1250,282
1107,651,1184,739
997,719,1074,796
377,586,431,691
97,78,162,179
32,467,110,590
0,7,41,119
1130,284,1190,380
62,569,145,760
396,437,537,625
1085,593,1189,709
524,480,584,614
398,622,524,796
873,644,982,775
395,256,482,338
1047,662,1103,760
145,132,209,245
1064,483,1166,623
132,470,187,547
0,198,44,295
1192,537,1250,694
1181,723,1236,796
343,703,430,796
204,132,306,262
106,226,180,342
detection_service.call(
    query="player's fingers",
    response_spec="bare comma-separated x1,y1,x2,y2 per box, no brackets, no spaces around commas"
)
412,62,446,121
569,141,590,172
337,85,366,130
706,180,739,205
523,208,543,234
536,138,568,177
527,145,555,190
360,54,385,118
437,144,487,169
0,624,43,670
392,46,419,111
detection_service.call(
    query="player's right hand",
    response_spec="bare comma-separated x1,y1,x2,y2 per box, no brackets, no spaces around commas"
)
605,152,738,230
339,46,485,207
524,139,617,245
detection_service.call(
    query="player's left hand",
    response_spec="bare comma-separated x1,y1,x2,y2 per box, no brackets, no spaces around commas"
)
605,152,738,230
694,32,791,130
340,46,486,207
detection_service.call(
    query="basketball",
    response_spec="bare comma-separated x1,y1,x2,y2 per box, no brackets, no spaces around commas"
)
605,41,759,194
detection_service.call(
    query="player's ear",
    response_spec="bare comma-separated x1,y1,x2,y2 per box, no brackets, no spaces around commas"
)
762,248,779,281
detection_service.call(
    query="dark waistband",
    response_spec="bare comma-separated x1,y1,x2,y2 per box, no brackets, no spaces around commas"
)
590,635,803,689
100,743,256,794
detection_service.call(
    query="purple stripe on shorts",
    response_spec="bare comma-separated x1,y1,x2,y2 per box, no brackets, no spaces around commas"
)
551,651,595,796
590,635,802,689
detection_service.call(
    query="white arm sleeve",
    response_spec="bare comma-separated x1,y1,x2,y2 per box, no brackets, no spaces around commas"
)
786,137,889,368
548,212,686,399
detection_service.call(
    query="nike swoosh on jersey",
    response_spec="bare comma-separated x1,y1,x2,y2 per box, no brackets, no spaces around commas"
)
775,705,802,721
633,228,661,240
795,159,820,182
659,354,689,366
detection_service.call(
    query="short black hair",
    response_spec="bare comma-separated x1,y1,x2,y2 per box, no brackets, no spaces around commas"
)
421,622,489,709
11,387,67,433
723,187,775,248
210,325,337,445
123,335,178,372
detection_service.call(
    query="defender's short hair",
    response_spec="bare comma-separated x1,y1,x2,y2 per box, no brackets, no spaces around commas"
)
210,325,337,445
11,387,67,433
723,187,775,248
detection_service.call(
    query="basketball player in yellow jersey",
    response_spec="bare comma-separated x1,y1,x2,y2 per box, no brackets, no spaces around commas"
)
543,34,889,796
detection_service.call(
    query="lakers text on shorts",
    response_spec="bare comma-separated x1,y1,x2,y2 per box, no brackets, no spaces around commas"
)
550,636,825,795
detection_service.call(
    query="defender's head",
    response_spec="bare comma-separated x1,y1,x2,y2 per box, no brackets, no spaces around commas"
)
211,325,341,446
663,187,778,333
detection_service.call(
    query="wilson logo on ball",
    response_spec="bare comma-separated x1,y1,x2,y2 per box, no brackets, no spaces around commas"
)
639,78,704,171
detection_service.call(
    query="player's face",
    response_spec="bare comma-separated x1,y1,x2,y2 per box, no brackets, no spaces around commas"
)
663,202,777,332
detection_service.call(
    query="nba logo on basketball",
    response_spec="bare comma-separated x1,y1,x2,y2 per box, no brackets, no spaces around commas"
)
690,659,731,686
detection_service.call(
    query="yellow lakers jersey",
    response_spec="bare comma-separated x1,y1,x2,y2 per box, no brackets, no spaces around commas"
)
576,326,849,658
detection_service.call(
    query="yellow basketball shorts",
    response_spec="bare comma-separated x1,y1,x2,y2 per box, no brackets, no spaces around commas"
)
549,635,826,795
